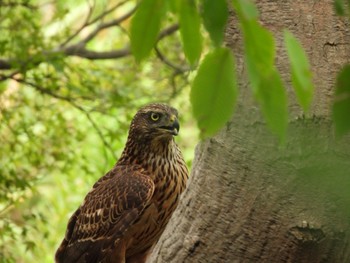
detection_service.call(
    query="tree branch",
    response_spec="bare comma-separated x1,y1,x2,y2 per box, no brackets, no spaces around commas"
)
157,24,179,41
62,45,131,59
154,46,188,74
0,1,36,9
0,22,179,70
154,23,189,74
61,0,135,47
0,59,14,70
11,77,117,160
81,5,137,45
59,0,96,47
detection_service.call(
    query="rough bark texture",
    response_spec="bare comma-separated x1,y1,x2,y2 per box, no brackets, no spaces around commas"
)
151,0,350,262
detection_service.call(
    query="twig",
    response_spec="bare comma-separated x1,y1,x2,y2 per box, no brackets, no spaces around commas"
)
0,59,13,70
0,70,20,81
154,23,188,73
0,23,181,71
59,0,96,47
0,1,36,9
13,77,78,102
11,77,117,160
169,71,189,101
86,0,131,26
62,46,131,60
154,23,190,89
157,23,179,41
81,5,137,44
60,0,132,47
154,46,188,74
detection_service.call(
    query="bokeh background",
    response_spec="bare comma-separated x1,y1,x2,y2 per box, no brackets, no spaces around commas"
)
0,1,197,262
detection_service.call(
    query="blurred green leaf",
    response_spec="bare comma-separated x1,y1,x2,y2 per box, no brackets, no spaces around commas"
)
256,70,288,140
191,47,237,138
233,0,259,20
238,14,287,140
284,30,314,112
333,0,345,15
179,0,203,66
200,0,229,47
168,0,179,13
332,65,350,137
243,22,275,84
130,0,166,62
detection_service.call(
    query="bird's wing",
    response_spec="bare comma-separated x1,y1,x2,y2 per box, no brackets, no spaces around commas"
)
55,165,155,263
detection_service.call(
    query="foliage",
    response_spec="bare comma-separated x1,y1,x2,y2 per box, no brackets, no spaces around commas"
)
331,0,350,136
234,0,288,140
130,0,166,62
0,1,194,262
200,0,229,47
191,48,237,138
284,30,314,112
129,0,318,140
332,65,350,137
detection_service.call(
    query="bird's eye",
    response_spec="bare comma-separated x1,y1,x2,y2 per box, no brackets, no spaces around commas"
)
150,112,160,121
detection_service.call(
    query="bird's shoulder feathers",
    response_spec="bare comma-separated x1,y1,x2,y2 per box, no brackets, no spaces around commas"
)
55,165,154,263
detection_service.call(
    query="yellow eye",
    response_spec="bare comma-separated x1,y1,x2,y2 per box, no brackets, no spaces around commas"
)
150,112,160,121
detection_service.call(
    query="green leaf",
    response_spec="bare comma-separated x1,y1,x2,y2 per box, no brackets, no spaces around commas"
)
256,70,288,140
232,0,259,20
191,47,238,138
333,0,345,15
284,30,314,112
332,65,350,137
200,0,229,46
243,21,275,90
168,0,179,13
241,20,288,140
179,0,203,66
130,0,166,62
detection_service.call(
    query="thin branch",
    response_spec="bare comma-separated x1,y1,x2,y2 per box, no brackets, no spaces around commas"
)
11,77,117,160
0,1,37,9
0,23,178,70
86,0,131,26
0,59,13,70
157,23,179,41
0,203,14,218
59,0,96,47
83,109,118,160
13,77,78,102
62,45,131,60
0,70,21,81
81,5,137,44
154,46,189,74
169,71,189,101
60,0,132,47
154,23,189,75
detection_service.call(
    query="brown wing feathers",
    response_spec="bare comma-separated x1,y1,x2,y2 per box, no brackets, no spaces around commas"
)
55,166,154,263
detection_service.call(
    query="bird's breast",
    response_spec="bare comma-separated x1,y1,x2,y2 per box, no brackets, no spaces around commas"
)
125,154,188,257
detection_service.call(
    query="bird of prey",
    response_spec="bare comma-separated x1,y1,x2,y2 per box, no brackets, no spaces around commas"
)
55,103,189,263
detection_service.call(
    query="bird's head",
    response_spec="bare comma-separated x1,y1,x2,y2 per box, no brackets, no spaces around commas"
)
129,103,180,143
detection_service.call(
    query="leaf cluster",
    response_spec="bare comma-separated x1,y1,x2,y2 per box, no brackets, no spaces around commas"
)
129,0,316,139
0,1,194,261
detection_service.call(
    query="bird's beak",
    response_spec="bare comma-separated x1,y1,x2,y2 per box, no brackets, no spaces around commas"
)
171,117,180,136
161,114,180,136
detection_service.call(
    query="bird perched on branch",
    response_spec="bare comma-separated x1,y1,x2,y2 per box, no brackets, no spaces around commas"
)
55,103,189,263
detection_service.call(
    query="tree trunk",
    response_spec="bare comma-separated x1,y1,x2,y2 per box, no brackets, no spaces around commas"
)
151,0,350,262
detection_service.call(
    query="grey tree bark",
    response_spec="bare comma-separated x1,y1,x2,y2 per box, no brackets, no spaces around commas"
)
151,0,350,262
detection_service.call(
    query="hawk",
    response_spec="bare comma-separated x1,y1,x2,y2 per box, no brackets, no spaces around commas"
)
55,103,189,263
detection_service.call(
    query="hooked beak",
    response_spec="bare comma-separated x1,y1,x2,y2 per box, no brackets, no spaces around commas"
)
160,115,180,136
